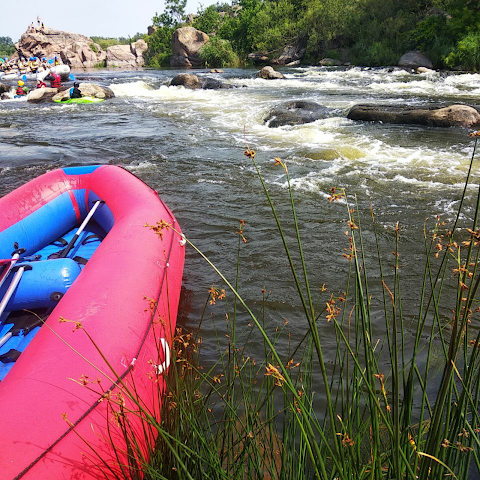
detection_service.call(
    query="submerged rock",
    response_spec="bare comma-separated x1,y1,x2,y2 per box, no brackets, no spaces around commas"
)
265,101,332,127
347,103,480,128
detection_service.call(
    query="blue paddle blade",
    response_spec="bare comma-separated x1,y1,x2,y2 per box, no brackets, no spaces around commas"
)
22,75,26,81
69,74,75,81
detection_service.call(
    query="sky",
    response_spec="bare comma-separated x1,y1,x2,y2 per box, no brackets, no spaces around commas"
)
1,0,219,42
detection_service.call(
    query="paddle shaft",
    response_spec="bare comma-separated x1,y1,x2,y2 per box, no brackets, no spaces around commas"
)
0,248,25,291
0,266,26,320
60,200,103,259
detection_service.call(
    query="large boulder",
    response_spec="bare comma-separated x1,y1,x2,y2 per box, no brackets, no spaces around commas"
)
27,87,60,103
17,28,105,68
347,104,480,128
170,27,210,68
170,73,233,89
106,45,137,68
130,39,148,66
398,51,433,70
258,66,285,80
265,101,333,128
52,83,115,101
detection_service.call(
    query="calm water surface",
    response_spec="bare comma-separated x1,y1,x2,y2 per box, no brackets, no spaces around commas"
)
1,66,480,413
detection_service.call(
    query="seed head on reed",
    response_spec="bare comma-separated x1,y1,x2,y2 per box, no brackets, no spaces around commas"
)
145,219,171,240
328,186,344,202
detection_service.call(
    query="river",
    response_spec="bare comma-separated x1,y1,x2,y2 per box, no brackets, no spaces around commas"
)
1,66,480,412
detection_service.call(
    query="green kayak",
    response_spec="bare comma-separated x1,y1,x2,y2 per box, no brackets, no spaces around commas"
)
54,96,105,104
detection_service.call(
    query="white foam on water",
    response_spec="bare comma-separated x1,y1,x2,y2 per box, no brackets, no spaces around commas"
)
110,81,222,102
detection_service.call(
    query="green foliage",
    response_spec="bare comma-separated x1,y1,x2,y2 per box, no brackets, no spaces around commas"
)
89,43,99,54
193,5,223,35
445,32,480,71
144,0,480,69
0,37,15,57
351,40,399,66
147,0,187,67
200,37,239,67
247,0,301,53
145,26,175,67
90,33,145,51
153,0,186,28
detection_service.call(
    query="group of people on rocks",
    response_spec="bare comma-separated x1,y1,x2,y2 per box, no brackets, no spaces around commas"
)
14,77,82,100
27,16,46,33
14,71,64,97
0,55,61,76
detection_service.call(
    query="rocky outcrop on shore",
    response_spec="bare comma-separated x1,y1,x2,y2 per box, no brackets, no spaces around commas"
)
398,51,433,70
16,29,105,68
272,41,306,66
16,28,147,68
265,101,333,127
106,40,148,67
170,73,234,89
170,27,210,68
347,103,480,128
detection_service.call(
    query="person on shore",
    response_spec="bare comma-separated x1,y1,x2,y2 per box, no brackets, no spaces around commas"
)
54,56,60,66
70,82,82,99
15,80,28,97
29,57,39,73
45,70,62,89
37,16,41,29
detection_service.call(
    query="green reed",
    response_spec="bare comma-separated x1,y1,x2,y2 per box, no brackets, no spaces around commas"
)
73,134,480,479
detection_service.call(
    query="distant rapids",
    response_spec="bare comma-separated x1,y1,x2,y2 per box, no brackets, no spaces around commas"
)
1,66,479,398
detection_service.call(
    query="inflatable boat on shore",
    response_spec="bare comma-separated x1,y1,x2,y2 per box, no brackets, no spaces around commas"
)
0,64,70,81
0,165,185,479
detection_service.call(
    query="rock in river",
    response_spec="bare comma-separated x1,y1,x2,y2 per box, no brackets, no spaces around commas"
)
170,73,233,89
27,83,114,103
265,101,333,128
347,104,480,128
258,66,285,80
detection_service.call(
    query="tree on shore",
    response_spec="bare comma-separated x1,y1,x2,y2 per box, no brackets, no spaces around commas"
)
145,0,187,67
144,0,480,70
0,37,15,58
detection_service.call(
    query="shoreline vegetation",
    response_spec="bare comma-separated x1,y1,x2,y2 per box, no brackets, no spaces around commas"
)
145,0,480,71
74,133,480,479
3,0,480,72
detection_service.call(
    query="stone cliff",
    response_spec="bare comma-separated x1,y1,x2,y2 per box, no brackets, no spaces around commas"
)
16,28,147,68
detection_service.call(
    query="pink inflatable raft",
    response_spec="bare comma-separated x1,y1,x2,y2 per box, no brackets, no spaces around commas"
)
0,165,185,479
